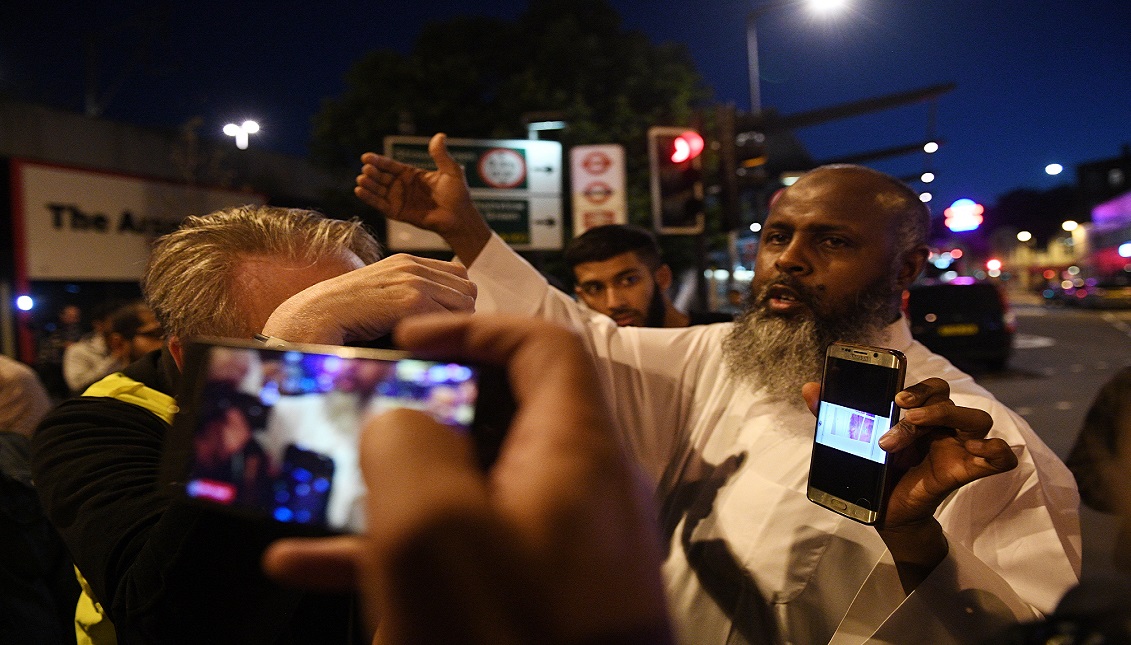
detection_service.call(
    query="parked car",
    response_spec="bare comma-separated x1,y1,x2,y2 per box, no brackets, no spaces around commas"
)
904,280,1016,372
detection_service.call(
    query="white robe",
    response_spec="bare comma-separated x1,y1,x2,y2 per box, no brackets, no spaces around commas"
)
468,234,1081,644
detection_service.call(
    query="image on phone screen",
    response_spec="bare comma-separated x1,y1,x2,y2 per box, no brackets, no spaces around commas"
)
814,357,900,462
808,345,905,524
180,343,481,533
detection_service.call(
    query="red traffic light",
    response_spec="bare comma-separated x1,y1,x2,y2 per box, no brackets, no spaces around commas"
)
671,131,704,163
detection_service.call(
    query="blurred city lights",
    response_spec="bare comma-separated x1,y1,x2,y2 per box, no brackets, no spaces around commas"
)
749,222,762,233
986,258,1002,271
223,120,260,149
15,295,33,311
920,172,935,183
944,198,984,232
1062,220,1078,232
1017,230,1032,242
1119,242,1131,258
950,248,963,259
923,141,939,154
919,192,932,202
1045,163,1063,176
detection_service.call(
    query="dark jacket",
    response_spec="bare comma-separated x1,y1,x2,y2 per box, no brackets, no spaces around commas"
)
0,431,79,644
31,349,362,644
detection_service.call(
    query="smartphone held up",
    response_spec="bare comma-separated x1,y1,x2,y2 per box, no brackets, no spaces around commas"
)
807,342,906,525
160,338,513,534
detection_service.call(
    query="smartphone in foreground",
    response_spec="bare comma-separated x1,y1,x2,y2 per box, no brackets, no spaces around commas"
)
807,342,906,525
160,338,513,534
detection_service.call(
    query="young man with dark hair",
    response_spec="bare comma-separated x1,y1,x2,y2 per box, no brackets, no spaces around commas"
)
564,224,731,328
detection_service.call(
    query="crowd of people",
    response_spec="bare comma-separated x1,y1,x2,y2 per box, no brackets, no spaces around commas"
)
0,131,1127,644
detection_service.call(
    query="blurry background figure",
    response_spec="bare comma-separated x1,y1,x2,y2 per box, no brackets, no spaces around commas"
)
564,224,732,328
1067,366,1131,570
0,353,79,644
190,382,274,508
63,299,125,397
0,354,53,439
106,301,166,366
35,304,84,400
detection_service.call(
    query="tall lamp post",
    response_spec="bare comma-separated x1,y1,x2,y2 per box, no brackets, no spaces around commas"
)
732,0,848,295
747,0,849,114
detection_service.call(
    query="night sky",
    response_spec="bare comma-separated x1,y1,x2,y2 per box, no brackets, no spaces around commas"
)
3,0,1129,217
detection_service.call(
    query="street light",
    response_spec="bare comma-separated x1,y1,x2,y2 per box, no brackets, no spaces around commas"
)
746,0,850,113
1045,163,1064,176
223,120,260,150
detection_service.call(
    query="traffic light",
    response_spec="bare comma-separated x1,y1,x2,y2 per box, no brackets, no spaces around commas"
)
649,126,704,234
734,129,768,189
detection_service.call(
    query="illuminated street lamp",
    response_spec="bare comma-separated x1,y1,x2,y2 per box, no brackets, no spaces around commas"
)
1062,220,1078,232
1017,230,1032,242
920,172,935,183
1045,163,1064,176
747,0,849,113
923,141,940,154
223,120,260,150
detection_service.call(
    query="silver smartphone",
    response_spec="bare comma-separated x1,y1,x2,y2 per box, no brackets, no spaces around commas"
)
806,342,906,525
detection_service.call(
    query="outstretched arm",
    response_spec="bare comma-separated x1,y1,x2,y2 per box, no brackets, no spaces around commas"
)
355,133,493,265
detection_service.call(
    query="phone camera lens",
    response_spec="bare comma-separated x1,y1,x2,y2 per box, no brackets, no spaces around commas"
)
873,353,878,358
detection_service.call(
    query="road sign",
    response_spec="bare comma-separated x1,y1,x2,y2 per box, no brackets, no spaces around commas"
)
383,136,562,251
570,144,626,237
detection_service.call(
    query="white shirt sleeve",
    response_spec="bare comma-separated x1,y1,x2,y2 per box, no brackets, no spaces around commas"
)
832,538,1040,644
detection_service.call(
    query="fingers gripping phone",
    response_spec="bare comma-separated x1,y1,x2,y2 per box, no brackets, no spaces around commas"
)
160,338,514,534
807,342,906,525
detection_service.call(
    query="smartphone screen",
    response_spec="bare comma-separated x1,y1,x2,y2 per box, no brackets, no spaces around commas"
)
807,343,905,524
167,339,506,534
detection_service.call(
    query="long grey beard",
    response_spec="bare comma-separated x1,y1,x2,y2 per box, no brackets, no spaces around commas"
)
722,278,896,402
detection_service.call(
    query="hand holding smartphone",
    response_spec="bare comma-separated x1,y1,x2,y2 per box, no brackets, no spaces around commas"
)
160,338,513,534
807,342,906,525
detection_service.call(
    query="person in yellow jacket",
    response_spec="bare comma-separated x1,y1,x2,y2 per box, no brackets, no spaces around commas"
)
32,205,476,644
